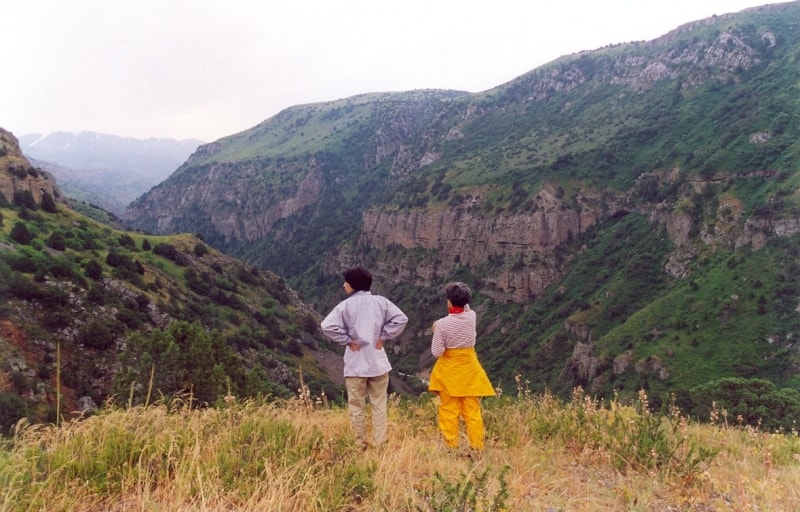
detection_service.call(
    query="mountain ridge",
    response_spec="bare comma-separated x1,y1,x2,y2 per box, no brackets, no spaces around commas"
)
118,1,800,404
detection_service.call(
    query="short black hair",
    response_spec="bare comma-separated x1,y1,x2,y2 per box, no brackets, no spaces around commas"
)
343,266,373,292
445,282,471,307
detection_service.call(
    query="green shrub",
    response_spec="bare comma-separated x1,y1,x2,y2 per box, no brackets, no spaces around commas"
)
10,221,33,245
10,371,31,394
118,234,136,249
194,243,209,257
16,208,42,222
414,466,510,512
0,259,10,296
41,192,57,213
184,268,212,295
105,251,135,271
48,259,83,284
13,191,37,209
42,309,73,330
116,321,246,406
46,232,66,251
3,251,38,274
84,259,103,280
690,378,800,432
37,283,71,308
7,273,41,301
0,392,28,435
115,306,140,328
106,252,145,284
153,243,188,265
78,319,117,350
86,283,107,304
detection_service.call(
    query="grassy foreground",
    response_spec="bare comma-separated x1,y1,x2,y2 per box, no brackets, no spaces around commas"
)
1,385,799,511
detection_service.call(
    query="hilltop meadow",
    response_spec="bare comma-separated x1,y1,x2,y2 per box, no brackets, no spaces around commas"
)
1,381,799,512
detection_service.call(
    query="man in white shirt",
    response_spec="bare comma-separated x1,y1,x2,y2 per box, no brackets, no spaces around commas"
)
320,266,408,448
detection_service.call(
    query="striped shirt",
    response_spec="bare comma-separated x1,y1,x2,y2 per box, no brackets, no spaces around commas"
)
431,304,476,358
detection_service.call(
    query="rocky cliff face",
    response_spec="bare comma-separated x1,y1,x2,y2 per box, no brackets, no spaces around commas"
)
509,6,774,100
559,167,800,393
0,128,60,204
644,170,800,279
354,186,615,301
192,158,325,242
123,156,326,242
353,165,799,303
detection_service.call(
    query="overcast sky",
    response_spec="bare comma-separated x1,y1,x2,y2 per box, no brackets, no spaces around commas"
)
3,0,771,142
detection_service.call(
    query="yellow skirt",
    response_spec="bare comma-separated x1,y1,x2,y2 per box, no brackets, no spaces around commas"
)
428,347,495,397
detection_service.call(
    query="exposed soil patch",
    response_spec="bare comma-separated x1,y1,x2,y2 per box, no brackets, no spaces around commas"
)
0,318,79,412
0,319,38,394
308,346,345,386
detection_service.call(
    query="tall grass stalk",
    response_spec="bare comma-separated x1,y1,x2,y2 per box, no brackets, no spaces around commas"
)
145,364,155,408
55,342,61,427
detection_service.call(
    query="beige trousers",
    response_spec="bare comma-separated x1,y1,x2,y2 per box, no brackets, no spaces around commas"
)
345,373,389,446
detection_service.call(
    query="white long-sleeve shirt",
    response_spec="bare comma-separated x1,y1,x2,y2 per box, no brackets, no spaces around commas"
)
320,291,408,377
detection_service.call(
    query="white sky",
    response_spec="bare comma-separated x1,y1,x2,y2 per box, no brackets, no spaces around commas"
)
2,0,771,142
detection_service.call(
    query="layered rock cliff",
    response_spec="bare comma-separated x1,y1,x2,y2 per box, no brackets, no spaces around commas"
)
354,186,615,301
123,156,326,242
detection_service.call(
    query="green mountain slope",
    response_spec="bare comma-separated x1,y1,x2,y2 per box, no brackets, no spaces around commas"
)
123,3,800,408
0,129,340,433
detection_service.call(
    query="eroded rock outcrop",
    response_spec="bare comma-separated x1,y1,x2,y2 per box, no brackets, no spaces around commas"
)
124,157,325,241
0,128,60,204
355,187,611,300
645,170,800,278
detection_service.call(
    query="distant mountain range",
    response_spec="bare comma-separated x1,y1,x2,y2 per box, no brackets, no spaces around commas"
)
19,131,203,215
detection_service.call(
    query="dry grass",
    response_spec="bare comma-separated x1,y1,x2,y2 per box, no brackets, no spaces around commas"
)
1,388,799,512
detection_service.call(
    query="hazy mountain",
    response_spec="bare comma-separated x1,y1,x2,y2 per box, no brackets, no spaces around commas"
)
123,2,800,406
19,131,203,215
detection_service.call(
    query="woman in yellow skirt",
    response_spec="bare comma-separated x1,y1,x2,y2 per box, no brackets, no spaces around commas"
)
428,282,495,451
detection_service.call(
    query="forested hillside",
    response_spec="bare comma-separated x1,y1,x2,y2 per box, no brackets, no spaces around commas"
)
0,128,338,433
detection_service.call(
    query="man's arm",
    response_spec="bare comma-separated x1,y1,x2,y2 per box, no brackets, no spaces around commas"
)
320,306,351,345
380,301,408,341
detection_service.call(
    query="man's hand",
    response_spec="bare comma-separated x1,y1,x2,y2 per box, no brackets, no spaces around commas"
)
348,342,361,351
376,339,384,350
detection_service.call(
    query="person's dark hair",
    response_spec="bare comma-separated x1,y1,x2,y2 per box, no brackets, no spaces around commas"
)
343,266,373,292
445,282,471,307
